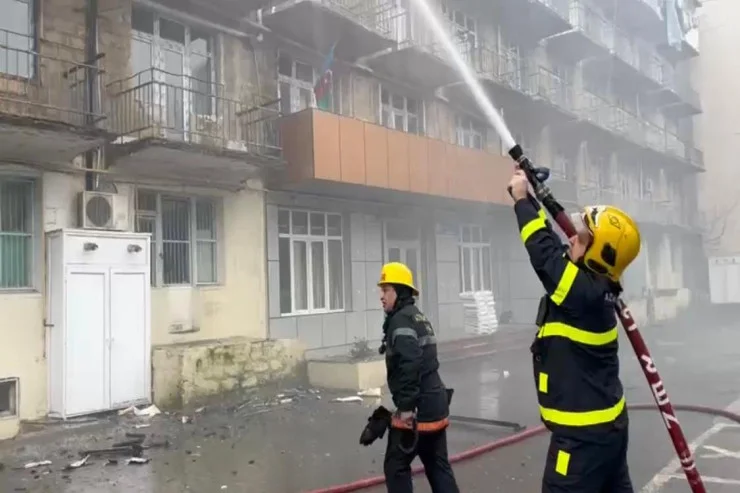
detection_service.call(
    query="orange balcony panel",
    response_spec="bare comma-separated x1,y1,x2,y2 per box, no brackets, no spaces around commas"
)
339,117,365,185
364,123,389,188
408,135,429,195
387,130,410,192
280,109,513,205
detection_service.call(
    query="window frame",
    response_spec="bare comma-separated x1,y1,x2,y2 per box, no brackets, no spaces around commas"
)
130,5,218,127
0,176,34,291
277,208,345,316
0,0,38,80
458,224,492,294
379,84,424,135
455,114,485,150
277,51,338,115
134,190,220,288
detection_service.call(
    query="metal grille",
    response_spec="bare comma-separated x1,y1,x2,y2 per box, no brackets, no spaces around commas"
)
0,179,33,289
135,190,218,286
108,68,281,158
0,28,105,127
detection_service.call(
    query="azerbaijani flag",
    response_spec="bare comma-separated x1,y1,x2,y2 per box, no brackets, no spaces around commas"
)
314,42,337,111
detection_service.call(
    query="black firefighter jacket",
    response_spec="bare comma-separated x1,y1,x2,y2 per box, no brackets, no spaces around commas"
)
515,197,627,442
383,299,449,426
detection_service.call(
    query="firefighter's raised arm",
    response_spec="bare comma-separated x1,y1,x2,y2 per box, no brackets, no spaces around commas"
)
508,171,595,311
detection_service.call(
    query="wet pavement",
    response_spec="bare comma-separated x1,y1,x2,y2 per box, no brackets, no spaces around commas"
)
1,320,739,492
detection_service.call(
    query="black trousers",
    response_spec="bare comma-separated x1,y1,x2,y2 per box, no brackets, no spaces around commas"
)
384,427,460,493
542,427,634,493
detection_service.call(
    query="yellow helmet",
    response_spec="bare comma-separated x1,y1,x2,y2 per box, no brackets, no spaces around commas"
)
378,262,418,295
574,205,641,282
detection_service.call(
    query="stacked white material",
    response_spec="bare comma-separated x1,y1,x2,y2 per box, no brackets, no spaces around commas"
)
460,290,499,335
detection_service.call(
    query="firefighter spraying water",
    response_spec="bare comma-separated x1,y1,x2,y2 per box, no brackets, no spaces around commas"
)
402,0,706,490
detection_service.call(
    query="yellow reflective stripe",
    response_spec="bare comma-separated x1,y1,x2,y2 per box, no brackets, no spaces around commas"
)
520,214,547,244
550,262,579,306
538,372,549,394
540,396,626,427
555,450,570,476
537,322,618,346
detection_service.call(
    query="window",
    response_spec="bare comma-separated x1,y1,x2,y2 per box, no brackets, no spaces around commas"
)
0,0,34,78
441,4,477,64
459,225,491,293
278,52,329,114
131,6,216,127
278,209,344,315
135,190,218,286
0,179,33,289
380,86,423,135
456,115,485,150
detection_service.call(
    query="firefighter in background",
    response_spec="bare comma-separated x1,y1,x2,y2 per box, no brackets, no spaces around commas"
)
508,169,639,493
378,262,460,493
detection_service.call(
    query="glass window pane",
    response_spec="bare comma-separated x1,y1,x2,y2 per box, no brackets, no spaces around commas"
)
327,214,342,236
0,233,31,288
471,226,481,243
406,249,418,283
278,209,290,234
160,18,185,44
291,211,308,235
472,248,481,291
388,247,401,263
407,116,418,134
0,181,32,233
328,239,343,310
131,6,154,34
279,81,292,115
462,248,471,293
299,88,313,110
310,213,326,236
394,114,404,131
278,53,292,77
163,241,190,284
311,241,326,309
190,28,211,55
136,190,156,212
381,87,389,105
293,241,308,310
190,52,212,115
482,247,492,291
461,226,471,243
392,94,404,110
162,198,189,241
131,38,153,82
278,238,292,314
196,241,216,283
407,98,418,114
195,200,215,240
295,61,313,83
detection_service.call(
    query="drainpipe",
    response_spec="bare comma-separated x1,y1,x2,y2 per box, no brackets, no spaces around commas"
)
84,0,98,191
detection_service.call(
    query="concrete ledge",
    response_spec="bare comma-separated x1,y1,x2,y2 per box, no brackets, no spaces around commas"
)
307,358,386,392
152,337,305,409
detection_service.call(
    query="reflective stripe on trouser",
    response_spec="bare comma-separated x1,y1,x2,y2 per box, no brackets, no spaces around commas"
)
391,416,449,432
540,396,626,427
537,322,618,346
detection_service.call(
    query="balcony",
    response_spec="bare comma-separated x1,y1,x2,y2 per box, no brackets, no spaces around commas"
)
493,0,572,45
546,2,613,63
650,67,702,118
263,0,397,62
106,69,281,190
524,66,578,121
279,108,513,205
365,9,464,88
592,0,663,41
584,32,667,92
0,31,109,168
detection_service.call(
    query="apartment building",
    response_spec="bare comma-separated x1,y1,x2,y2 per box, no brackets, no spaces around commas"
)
0,0,702,437
264,0,703,353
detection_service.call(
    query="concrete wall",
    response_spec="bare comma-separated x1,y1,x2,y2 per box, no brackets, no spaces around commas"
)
0,167,267,438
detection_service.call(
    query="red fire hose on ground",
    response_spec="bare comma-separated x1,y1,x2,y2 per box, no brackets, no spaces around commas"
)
305,404,740,493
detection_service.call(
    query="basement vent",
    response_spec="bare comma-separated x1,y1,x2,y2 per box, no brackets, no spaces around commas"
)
0,378,18,418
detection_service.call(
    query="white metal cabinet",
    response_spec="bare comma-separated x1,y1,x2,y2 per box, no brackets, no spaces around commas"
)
47,229,151,419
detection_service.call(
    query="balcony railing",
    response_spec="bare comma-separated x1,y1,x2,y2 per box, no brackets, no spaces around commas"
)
533,0,571,20
0,28,105,128
476,44,528,92
107,69,281,157
325,0,398,39
527,66,574,112
569,2,614,50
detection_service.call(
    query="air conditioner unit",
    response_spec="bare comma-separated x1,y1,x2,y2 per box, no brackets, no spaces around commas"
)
77,191,129,231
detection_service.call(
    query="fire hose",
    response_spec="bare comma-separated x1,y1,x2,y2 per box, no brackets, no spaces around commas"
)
304,145,721,493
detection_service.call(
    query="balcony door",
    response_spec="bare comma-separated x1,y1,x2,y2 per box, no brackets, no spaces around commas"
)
384,220,423,307
131,6,215,143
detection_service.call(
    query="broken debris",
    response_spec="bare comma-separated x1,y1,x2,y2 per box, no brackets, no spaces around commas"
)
127,457,150,465
23,461,52,469
64,455,89,471
332,396,363,403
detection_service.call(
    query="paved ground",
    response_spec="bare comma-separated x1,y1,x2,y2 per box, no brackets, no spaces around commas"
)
1,317,739,492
